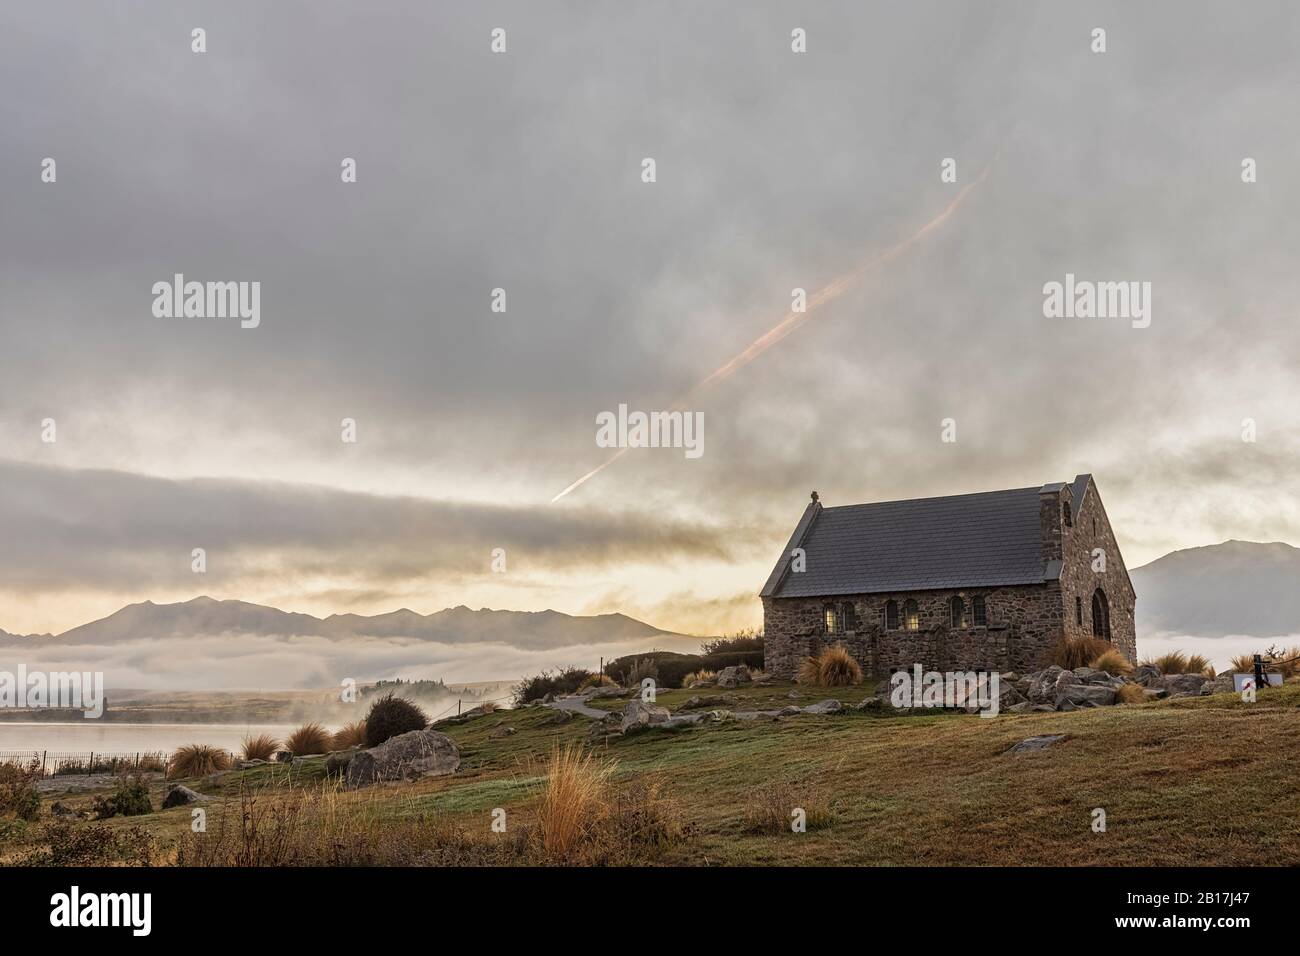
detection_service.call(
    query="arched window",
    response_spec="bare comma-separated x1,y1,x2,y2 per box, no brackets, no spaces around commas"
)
972,594,987,626
1091,588,1111,640
903,599,919,631
950,596,966,628
823,604,838,635
1075,596,1083,627
1063,503,1073,527
885,599,899,630
840,601,858,632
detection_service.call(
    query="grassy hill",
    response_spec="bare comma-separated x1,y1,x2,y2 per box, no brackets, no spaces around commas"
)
7,679,1300,866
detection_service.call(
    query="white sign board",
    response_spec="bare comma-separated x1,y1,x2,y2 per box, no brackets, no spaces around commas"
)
1233,672,1284,692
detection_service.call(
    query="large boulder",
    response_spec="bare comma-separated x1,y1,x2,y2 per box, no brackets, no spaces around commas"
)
715,666,752,689
1132,664,1162,687
1026,666,1067,704
344,728,460,789
580,684,624,700
1202,673,1235,696
1160,673,1211,699
620,699,671,732
162,785,207,809
1056,683,1117,709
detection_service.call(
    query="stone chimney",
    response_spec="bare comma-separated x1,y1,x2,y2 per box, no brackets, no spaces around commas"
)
1038,482,1066,563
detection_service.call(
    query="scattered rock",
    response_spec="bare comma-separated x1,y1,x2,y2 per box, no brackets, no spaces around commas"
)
580,685,624,700
1202,673,1235,696
238,759,266,769
161,785,207,809
272,751,294,763
680,695,728,710
715,665,752,689
1004,734,1067,754
324,751,354,777
802,699,843,715
787,690,804,700
344,729,460,789
489,725,517,738
620,699,671,733
856,696,885,712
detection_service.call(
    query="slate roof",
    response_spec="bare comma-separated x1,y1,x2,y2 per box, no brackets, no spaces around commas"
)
762,485,1068,599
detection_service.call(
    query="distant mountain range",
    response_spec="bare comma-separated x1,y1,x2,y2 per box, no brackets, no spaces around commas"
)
0,596,681,651
1131,540,1300,638
2,540,1296,649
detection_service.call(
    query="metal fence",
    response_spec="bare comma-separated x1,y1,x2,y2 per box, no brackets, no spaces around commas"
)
0,751,166,776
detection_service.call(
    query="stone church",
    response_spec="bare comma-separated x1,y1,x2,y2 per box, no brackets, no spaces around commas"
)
760,475,1137,678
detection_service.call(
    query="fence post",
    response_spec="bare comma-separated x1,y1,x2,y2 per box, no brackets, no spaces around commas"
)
42,750,47,774
89,751,94,774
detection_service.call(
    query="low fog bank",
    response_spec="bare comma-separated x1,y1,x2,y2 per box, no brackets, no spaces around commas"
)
3,630,704,693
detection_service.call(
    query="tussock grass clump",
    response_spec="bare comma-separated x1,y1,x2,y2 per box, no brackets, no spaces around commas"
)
1053,637,1116,670
1230,654,1260,674
329,721,367,750
1142,651,1213,676
577,674,616,691
1089,649,1132,675
1114,683,1146,705
363,695,427,748
743,780,836,834
682,669,716,686
241,734,280,762
535,744,615,861
798,646,862,687
168,744,231,779
285,722,332,757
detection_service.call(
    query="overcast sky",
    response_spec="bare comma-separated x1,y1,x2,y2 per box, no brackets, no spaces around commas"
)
2,1,1299,638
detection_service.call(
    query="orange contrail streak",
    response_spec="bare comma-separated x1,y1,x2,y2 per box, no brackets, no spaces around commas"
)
550,165,991,503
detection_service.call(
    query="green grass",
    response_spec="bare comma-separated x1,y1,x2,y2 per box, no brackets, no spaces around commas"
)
11,679,1300,866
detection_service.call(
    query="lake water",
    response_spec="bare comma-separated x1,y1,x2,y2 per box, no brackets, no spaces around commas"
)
0,722,308,759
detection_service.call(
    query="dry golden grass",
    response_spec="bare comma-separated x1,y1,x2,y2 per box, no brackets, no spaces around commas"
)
1053,637,1115,670
240,734,280,762
577,674,617,690
285,722,332,756
1088,649,1132,675
167,744,231,779
478,701,498,714
1114,683,1146,705
743,780,836,834
534,743,615,861
330,721,367,750
681,669,716,686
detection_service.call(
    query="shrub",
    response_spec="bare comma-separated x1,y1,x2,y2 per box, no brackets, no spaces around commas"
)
623,658,660,687
19,821,155,866
1089,649,1132,675
91,773,152,819
577,674,616,691
363,695,427,748
241,734,281,762
700,631,764,655
168,744,231,779
330,721,367,750
797,656,820,685
604,650,765,689
1114,683,1146,705
0,758,42,821
512,667,595,706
